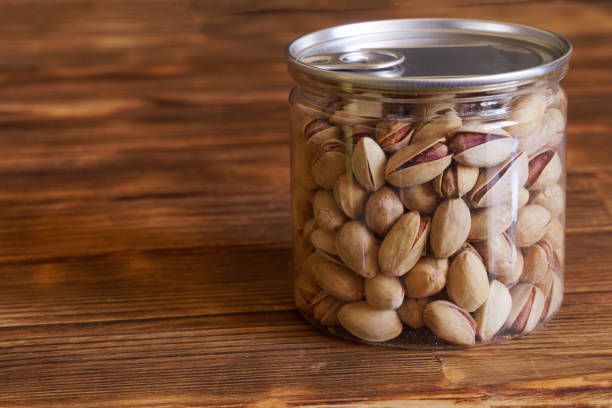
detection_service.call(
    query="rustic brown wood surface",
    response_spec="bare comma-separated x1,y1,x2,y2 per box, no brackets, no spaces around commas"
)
0,1,611,407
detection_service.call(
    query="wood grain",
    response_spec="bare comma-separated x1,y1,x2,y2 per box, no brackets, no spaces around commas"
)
0,1,610,407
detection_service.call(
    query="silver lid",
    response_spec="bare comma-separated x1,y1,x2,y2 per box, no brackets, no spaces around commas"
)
286,19,572,93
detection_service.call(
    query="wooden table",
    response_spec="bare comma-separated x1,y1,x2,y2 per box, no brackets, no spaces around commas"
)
0,1,611,407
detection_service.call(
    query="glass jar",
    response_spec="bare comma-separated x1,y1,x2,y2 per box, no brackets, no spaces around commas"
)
287,19,571,347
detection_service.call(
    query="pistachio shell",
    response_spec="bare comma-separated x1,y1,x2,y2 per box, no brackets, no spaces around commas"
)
468,205,512,241
433,163,479,199
447,246,490,312
365,187,404,236
301,218,317,246
338,301,403,342
399,183,441,215
385,138,452,187
430,198,471,258
521,240,554,284
411,111,462,143
535,267,554,299
294,268,322,316
474,233,523,286
506,284,545,334
544,218,564,260
375,121,414,153
333,173,368,219
294,138,318,189
379,212,430,277
474,280,512,341
312,256,364,302
313,189,347,232
505,93,546,139
304,118,342,146
469,151,529,207
518,108,565,154
365,274,405,310
526,149,562,191
423,300,476,345
402,256,448,298
530,183,563,218
310,228,344,265
352,137,386,191
398,297,429,329
311,293,344,327
518,187,530,208
449,124,513,167
515,204,551,247
335,221,380,279
542,272,563,320
311,139,348,189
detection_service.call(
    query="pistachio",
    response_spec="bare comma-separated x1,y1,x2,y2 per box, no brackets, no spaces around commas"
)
304,118,342,146
294,268,322,316
468,205,512,241
515,204,551,247
525,149,562,190
449,124,513,167
474,233,523,286
505,284,545,334
518,108,565,154
312,256,365,302
505,93,546,139
412,110,462,143
535,267,554,299
365,187,404,236
313,189,347,232
301,218,317,247
348,124,376,147
402,256,448,298
337,301,403,342
474,280,512,341
375,121,414,153
446,245,490,312
544,218,564,260
542,272,563,320
335,221,380,279
385,138,452,187
433,163,479,199
379,212,430,277
518,187,530,208
352,137,387,191
430,198,471,258
521,240,554,284
311,138,348,189
530,183,563,218
330,95,383,125
333,173,368,219
311,292,344,326
294,137,318,190
469,151,529,208
292,186,314,233
423,300,476,345
310,228,344,265
398,298,429,329
365,274,405,310
399,183,441,216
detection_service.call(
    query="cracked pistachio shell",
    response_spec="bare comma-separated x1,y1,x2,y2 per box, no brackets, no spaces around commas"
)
430,198,471,258
310,291,344,327
312,256,364,302
399,183,441,216
313,189,347,232
330,95,383,125
525,149,562,191
352,137,386,191
310,228,344,266
335,221,380,279
521,240,554,284
412,110,463,143
310,139,348,189
518,187,530,208
365,187,404,236
365,274,405,310
398,297,429,329
449,124,513,167
333,173,368,219
423,300,476,345
506,284,545,334
518,108,565,154
469,151,529,208
515,204,551,247
379,212,430,277
402,256,448,298
303,118,342,146
474,233,523,286
468,205,513,242
375,121,414,153
447,245,490,312
530,183,563,218
433,163,479,199
385,138,452,188
474,280,512,341
542,272,563,320
505,93,546,139
338,301,403,342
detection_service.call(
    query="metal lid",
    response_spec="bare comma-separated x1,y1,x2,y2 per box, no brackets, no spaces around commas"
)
286,19,572,93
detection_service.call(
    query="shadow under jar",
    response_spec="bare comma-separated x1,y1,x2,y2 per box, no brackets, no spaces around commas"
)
286,19,572,347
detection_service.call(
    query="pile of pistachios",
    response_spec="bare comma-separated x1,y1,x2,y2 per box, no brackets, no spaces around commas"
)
293,89,566,346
